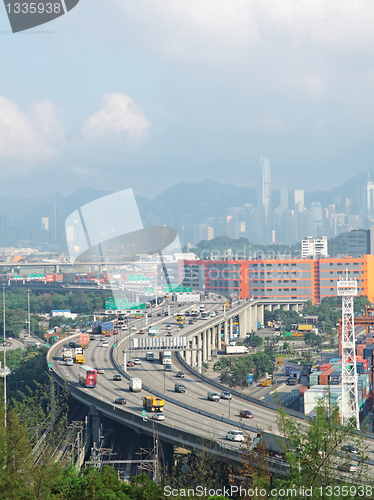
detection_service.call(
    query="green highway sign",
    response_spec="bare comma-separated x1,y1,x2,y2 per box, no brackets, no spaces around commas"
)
113,344,116,348
144,287,154,293
105,298,129,310
142,410,146,417
46,344,50,347
27,274,45,279
129,274,148,282
164,285,193,293
12,275,23,279
48,362,51,367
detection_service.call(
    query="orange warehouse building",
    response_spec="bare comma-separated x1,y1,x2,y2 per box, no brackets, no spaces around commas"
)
183,255,374,304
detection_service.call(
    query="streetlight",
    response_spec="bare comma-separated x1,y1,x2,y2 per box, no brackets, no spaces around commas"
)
2,284,6,428
26,289,31,342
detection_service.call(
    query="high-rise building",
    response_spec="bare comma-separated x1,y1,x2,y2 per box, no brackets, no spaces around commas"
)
347,229,370,258
311,201,323,237
257,157,272,244
302,236,328,258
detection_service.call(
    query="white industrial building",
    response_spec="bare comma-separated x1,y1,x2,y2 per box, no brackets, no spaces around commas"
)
301,236,328,258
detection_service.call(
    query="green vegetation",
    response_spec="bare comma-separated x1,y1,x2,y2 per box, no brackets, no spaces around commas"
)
244,334,263,348
213,351,275,385
191,232,348,258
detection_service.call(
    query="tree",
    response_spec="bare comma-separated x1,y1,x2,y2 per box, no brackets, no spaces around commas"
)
304,331,320,347
274,397,369,499
245,335,263,348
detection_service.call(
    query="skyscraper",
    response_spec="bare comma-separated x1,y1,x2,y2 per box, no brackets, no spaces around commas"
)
257,157,272,244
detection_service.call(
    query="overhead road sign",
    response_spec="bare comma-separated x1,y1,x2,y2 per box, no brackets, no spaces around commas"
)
164,285,192,293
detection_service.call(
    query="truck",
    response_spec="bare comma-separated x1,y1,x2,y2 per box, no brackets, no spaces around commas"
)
75,352,85,364
159,350,172,365
92,321,102,334
257,321,262,330
261,378,273,387
285,365,293,376
62,346,73,360
148,326,159,337
199,304,206,312
225,345,249,355
101,321,113,335
287,371,301,385
129,378,142,392
298,324,313,332
143,396,164,412
146,352,155,361
191,309,198,317
79,333,90,348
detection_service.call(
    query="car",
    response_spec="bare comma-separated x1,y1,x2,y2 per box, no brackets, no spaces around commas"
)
122,325,128,330
164,312,168,316
147,313,152,317
90,336,95,341
240,410,254,419
166,325,171,330
100,337,106,342
341,445,358,455
105,332,111,337
178,324,184,329
66,358,73,366
113,330,119,335
127,360,135,367
193,318,197,322
211,312,216,317
97,368,104,374
157,312,162,316
221,391,232,400
114,398,126,405
176,371,185,378
226,430,245,442
337,463,357,472
153,413,165,421
131,326,137,330
189,320,194,325
134,358,141,365
139,330,145,335
113,374,122,381
102,341,109,347
68,341,76,348
164,365,172,372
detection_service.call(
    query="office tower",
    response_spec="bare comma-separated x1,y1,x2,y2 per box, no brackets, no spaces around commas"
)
347,230,370,258
311,201,323,237
257,157,272,244
294,189,304,211
273,186,289,243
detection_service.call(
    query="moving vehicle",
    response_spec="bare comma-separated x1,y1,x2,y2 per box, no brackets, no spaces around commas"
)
226,430,244,442
129,378,142,392
191,309,198,317
113,374,122,381
102,341,109,348
79,333,90,348
199,304,206,312
146,352,154,361
143,396,164,412
261,379,272,387
134,358,141,365
337,463,357,472
176,371,185,378
75,353,85,364
240,410,254,418
201,312,210,320
220,391,232,400
176,314,185,324
207,391,220,401
127,360,134,367
287,371,301,385
153,413,165,421
138,330,145,335
165,325,171,331
164,365,172,372
175,383,186,393
159,350,172,365
148,326,159,336
113,330,119,335
226,345,249,355
66,358,73,366
78,365,97,387
90,336,95,341
114,398,126,405
62,347,73,360
189,320,194,325
341,445,358,455
97,368,104,374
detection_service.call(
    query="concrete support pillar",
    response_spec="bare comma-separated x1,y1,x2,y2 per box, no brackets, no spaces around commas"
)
258,304,264,327
55,264,59,273
185,348,191,365
223,321,228,346
265,304,271,311
283,304,290,311
274,304,280,310
207,329,212,361
89,405,101,449
239,310,247,339
197,333,202,367
229,318,233,340
191,336,197,366
197,350,202,374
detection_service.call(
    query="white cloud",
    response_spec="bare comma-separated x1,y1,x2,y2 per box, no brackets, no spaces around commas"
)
80,93,150,142
0,96,64,165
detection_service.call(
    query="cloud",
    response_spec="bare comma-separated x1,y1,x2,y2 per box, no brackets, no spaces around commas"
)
0,96,65,165
80,93,150,142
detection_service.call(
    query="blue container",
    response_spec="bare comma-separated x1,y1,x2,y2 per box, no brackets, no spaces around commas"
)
357,362,364,375
286,365,293,376
101,321,113,333
92,321,102,334
329,358,340,364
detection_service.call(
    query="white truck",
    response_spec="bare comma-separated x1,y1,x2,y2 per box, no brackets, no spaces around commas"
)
146,352,155,361
148,326,159,337
62,347,73,360
129,378,142,392
225,345,249,355
159,350,172,365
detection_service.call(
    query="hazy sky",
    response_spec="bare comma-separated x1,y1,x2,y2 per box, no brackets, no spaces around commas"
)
1,0,374,199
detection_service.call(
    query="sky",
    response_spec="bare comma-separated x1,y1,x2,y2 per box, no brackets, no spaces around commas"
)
1,0,374,199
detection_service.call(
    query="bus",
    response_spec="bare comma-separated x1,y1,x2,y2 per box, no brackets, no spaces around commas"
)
201,312,210,320
78,366,97,388
176,314,185,324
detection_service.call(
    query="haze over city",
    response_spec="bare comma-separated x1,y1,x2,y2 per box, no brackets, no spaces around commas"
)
1,1,374,198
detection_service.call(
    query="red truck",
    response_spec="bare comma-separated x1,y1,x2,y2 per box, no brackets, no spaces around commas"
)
79,333,90,348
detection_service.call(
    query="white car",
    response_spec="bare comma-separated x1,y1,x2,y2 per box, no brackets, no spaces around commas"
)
153,413,165,421
211,312,216,317
102,341,109,348
226,430,245,442
134,358,141,365
131,326,137,330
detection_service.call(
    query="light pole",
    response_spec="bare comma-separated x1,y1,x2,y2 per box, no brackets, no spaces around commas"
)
3,284,6,427
26,289,31,342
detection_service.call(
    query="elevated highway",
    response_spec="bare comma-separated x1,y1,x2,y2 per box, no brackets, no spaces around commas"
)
48,296,374,473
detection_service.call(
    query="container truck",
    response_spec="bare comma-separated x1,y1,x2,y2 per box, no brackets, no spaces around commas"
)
62,346,73,360
79,333,90,348
143,396,164,412
159,350,172,365
129,378,142,392
92,321,102,334
148,326,159,337
101,322,113,335
285,365,293,376
287,371,301,385
146,352,155,361
225,345,249,355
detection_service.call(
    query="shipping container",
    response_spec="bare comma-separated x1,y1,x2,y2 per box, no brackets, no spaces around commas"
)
319,363,332,372
329,358,340,364
92,321,102,334
319,368,335,385
45,273,54,282
55,274,63,282
309,372,320,387
299,384,309,395
285,365,293,376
